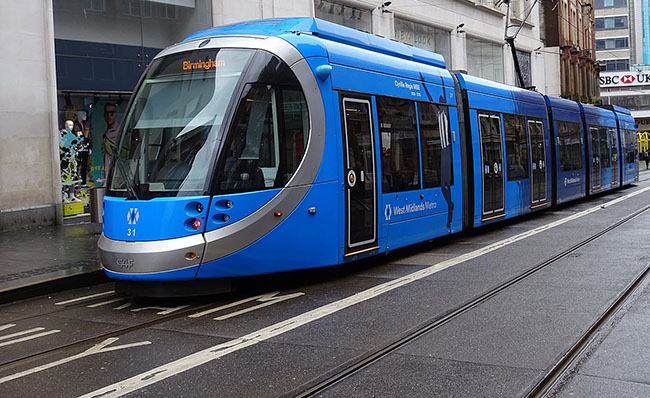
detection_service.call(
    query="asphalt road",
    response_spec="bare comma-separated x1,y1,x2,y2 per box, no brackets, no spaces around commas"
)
2,179,650,397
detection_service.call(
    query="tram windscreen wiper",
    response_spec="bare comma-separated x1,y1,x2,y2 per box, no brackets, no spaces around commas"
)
115,158,140,200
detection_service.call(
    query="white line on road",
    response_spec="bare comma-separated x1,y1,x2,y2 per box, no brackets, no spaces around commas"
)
74,185,650,397
0,324,16,332
0,327,45,341
214,293,305,321
0,338,151,384
0,330,61,347
55,291,114,306
87,298,126,308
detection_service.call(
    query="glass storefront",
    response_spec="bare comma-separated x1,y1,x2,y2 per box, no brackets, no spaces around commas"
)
53,0,212,215
466,36,504,83
394,18,451,67
314,0,372,33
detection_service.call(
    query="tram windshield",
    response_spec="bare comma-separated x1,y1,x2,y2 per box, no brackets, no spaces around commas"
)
109,48,254,198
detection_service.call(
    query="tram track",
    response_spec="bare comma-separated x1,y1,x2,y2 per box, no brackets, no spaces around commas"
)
283,201,650,398
0,299,227,371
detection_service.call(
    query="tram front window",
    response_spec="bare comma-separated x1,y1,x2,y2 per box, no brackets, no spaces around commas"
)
109,48,253,198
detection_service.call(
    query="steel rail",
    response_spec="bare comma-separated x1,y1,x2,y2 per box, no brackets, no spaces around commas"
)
283,202,650,398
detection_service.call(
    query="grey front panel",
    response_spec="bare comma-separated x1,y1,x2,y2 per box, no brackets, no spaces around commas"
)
98,233,205,273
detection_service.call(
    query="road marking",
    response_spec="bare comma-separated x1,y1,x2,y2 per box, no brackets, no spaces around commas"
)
0,338,151,384
87,298,126,308
0,327,45,341
55,291,114,306
0,330,60,347
188,292,305,320
80,185,650,398
0,324,16,332
114,301,133,310
214,292,305,321
131,305,190,315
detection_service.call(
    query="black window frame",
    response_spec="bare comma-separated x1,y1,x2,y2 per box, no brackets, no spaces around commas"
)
557,121,583,171
417,100,453,189
377,95,421,193
503,113,529,181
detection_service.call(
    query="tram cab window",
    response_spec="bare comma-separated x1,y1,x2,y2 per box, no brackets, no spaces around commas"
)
378,96,420,193
504,114,529,181
557,121,583,171
418,102,452,188
216,84,309,193
215,52,310,194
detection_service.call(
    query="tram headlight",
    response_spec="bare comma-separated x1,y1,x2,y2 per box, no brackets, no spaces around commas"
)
196,203,203,213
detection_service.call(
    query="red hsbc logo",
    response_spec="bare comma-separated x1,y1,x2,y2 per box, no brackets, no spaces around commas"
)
621,75,635,83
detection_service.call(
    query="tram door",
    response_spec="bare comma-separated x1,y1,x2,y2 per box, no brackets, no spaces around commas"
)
478,114,505,218
528,120,547,204
590,127,601,191
342,98,377,254
610,128,619,187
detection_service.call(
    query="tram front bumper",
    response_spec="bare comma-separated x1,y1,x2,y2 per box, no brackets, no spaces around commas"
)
98,233,206,278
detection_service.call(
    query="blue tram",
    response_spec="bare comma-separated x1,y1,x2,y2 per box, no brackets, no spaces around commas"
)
98,18,638,291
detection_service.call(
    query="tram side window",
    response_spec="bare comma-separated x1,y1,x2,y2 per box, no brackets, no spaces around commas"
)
626,129,638,162
504,114,529,181
599,127,611,168
418,102,453,188
216,84,309,193
557,121,583,171
378,96,420,193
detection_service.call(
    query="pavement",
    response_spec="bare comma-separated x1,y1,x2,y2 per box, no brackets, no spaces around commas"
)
0,221,106,304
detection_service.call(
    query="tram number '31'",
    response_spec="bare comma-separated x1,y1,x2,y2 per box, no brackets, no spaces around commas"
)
127,228,136,237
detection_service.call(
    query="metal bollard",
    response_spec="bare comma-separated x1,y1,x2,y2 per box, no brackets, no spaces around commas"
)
90,187,106,223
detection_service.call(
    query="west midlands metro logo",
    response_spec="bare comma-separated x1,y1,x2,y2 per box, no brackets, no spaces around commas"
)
127,208,140,225
384,204,392,221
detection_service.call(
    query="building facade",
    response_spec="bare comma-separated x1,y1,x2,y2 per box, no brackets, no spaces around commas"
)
541,0,599,102
596,0,650,130
1,0,553,231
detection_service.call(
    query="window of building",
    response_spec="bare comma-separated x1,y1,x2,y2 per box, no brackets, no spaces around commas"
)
466,37,504,83
504,114,529,180
418,102,452,188
596,37,629,50
314,0,372,33
595,0,627,9
515,50,531,88
557,121,583,171
595,16,629,30
600,59,629,71
394,18,451,67
378,97,420,193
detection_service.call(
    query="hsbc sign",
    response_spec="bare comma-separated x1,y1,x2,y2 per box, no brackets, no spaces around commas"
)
600,71,650,87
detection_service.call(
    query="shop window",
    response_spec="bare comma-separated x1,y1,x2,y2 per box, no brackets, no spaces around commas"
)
314,0,372,33
466,37,504,83
394,18,451,67
557,121,583,171
378,96,420,193
418,102,452,188
504,114,529,181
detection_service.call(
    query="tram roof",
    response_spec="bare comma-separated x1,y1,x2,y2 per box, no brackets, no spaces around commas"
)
184,17,447,70
455,73,546,106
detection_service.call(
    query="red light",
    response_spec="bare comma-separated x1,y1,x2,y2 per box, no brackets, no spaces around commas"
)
192,218,202,229
274,211,283,217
